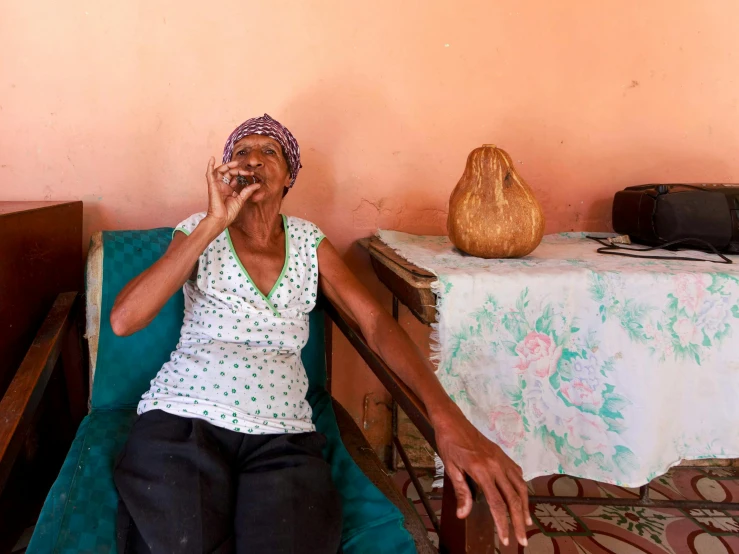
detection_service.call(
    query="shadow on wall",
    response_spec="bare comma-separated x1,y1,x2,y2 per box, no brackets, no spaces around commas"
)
271,75,738,243
280,75,450,242
490,110,738,234
277,78,420,440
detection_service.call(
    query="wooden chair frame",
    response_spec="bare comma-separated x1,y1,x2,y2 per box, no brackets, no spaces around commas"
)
0,293,88,551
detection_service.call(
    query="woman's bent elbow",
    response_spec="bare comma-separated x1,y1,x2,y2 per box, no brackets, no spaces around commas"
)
110,306,134,336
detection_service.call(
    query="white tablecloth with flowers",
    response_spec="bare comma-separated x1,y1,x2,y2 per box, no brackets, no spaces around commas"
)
377,231,739,487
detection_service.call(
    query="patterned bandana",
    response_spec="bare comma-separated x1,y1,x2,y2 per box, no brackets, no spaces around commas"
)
222,114,302,189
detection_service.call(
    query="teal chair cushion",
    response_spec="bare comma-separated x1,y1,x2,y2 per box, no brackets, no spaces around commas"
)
91,229,186,410
29,411,136,553
29,228,415,554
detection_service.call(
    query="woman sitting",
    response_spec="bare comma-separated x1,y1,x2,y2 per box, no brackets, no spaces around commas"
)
110,114,530,553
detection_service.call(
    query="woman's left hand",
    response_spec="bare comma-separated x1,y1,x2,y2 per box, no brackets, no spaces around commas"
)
432,408,531,547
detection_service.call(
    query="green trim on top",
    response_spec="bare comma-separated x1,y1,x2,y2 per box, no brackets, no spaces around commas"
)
267,214,291,300
315,234,326,248
224,214,289,317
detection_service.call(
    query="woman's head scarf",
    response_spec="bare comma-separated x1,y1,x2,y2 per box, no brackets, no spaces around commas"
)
222,114,302,190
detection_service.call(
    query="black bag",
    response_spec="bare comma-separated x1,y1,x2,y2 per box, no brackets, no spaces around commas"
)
612,184,739,254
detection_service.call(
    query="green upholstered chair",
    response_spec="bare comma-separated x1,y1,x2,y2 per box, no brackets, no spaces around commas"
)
27,228,435,554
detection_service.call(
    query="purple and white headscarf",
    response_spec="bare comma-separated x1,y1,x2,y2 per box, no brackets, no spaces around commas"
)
222,114,302,189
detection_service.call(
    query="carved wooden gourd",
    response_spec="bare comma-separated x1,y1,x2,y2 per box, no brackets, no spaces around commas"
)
448,145,545,258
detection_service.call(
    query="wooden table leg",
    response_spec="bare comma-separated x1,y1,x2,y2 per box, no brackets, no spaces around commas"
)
439,472,496,553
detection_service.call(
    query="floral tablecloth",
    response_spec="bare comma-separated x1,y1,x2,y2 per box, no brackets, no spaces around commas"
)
377,231,739,486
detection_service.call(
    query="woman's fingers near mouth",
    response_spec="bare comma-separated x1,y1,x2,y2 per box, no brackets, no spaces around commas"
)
236,174,262,185
235,175,263,192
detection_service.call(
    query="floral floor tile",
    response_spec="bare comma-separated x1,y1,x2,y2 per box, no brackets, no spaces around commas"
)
680,508,739,535
532,502,591,536
394,467,739,552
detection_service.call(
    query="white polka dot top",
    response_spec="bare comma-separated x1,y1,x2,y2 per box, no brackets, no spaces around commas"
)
138,212,325,435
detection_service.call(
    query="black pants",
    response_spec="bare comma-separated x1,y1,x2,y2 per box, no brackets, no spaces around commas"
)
113,410,342,554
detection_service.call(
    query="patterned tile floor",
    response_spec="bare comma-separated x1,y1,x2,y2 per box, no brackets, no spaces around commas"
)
393,467,739,553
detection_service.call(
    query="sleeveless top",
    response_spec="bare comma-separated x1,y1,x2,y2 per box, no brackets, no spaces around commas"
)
137,212,325,435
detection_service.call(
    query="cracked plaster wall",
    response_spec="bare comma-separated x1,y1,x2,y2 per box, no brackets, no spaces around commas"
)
3,0,739,449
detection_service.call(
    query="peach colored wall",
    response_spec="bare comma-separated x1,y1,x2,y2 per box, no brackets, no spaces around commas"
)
3,1,739,435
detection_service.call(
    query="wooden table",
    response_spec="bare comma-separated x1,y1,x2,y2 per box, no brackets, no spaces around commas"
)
359,234,739,553
359,237,437,325
0,201,87,552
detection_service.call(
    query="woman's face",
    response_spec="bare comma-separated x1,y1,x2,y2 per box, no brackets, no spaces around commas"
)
231,135,290,203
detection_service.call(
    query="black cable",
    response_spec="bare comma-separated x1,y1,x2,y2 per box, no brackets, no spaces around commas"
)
585,236,733,265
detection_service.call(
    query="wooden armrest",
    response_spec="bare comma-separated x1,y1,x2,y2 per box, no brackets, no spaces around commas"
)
323,299,437,452
326,297,496,554
0,292,79,496
323,299,486,502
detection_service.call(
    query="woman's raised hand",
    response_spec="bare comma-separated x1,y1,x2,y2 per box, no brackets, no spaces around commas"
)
205,157,261,229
